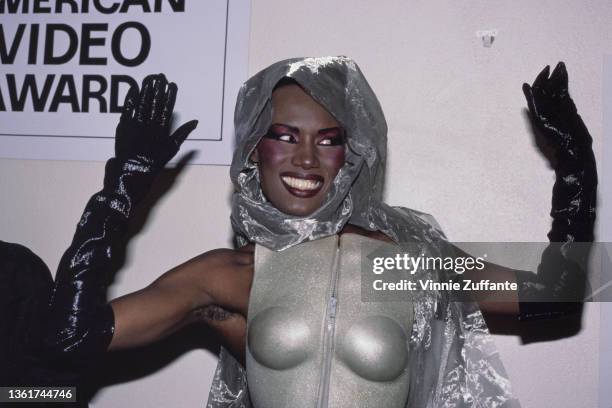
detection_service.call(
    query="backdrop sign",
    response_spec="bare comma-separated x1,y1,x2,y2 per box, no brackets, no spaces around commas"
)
0,0,250,165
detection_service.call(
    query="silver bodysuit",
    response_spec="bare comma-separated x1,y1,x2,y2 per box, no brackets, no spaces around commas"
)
247,234,413,408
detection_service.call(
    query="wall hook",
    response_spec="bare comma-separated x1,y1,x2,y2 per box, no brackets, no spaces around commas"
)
476,29,498,48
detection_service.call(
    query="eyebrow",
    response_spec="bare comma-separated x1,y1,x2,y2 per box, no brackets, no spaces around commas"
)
270,123,299,133
271,123,343,135
318,127,342,135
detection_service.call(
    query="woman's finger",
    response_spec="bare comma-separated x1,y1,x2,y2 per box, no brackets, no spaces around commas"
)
151,74,168,124
136,74,156,123
170,119,198,147
522,83,538,118
533,65,550,90
161,82,177,128
549,62,568,96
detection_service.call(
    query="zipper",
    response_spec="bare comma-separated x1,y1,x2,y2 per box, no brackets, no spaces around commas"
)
316,236,341,408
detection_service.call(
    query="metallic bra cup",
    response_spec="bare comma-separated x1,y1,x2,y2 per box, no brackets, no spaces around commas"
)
246,234,415,408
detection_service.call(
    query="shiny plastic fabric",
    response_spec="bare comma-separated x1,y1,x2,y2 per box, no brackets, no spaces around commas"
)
210,56,519,407
517,62,597,320
44,158,152,359
44,75,197,359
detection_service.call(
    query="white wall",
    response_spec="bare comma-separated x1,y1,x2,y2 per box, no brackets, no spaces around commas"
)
1,1,609,407
599,56,612,408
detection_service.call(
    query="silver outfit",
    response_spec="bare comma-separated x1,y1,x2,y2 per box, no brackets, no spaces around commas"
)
248,234,415,408
206,56,519,407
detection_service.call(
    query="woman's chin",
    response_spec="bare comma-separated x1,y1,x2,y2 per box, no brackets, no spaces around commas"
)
275,200,323,218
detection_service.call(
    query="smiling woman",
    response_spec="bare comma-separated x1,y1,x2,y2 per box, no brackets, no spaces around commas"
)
252,80,346,216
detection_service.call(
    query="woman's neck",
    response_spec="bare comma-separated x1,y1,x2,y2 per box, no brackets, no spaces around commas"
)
339,224,393,243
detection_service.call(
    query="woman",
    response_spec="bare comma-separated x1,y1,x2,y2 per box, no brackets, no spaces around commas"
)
43,57,596,407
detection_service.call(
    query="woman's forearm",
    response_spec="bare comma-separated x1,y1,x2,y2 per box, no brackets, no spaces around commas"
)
44,158,152,358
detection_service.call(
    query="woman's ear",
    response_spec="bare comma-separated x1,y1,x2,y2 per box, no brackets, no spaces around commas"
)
250,148,259,164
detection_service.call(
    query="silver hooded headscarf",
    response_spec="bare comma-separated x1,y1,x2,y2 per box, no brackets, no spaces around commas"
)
208,56,519,408
229,56,443,251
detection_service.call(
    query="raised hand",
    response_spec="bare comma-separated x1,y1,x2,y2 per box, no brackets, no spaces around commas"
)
522,62,595,172
115,74,198,169
516,63,597,321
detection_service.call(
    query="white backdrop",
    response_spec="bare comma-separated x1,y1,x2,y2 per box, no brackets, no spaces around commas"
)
0,1,609,407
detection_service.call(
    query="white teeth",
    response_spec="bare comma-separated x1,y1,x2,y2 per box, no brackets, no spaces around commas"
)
282,176,322,191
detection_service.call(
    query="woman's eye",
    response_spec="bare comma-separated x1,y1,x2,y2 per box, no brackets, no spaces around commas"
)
279,134,296,143
318,136,344,146
264,130,297,143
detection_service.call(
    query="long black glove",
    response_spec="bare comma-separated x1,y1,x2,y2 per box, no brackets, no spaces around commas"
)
44,74,197,359
517,62,597,320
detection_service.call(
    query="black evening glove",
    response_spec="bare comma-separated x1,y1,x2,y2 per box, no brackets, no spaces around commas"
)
44,74,197,359
517,62,597,320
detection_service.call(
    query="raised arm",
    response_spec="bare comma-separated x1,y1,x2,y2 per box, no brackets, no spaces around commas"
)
516,62,596,319
458,62,596,319
44,74,199,358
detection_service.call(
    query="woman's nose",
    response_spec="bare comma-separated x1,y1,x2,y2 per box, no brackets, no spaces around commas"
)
291,139,319,169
